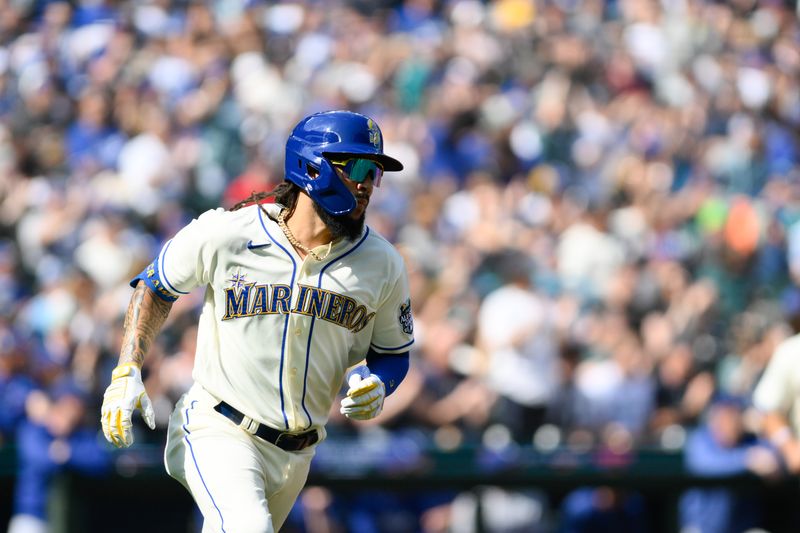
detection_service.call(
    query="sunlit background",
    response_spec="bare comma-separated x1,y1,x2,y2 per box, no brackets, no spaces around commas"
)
2,0,800,532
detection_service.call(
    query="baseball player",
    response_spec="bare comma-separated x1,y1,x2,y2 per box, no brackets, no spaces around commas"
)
753,332,800,473
100,110,414,533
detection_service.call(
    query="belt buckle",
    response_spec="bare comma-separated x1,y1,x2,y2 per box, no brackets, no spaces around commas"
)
275,431,314,451
274,432,294,450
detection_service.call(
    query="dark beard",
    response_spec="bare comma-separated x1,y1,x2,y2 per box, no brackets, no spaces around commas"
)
313,202,365,241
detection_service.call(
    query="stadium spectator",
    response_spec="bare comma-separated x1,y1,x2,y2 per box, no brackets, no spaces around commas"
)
680,395,780,533
476,250,559,443
8,376,110,533
559,487,648,533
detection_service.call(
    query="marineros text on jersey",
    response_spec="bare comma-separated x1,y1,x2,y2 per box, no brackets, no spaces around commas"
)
223,280,375,332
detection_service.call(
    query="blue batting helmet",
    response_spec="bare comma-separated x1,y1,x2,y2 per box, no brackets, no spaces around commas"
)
285,110,403,215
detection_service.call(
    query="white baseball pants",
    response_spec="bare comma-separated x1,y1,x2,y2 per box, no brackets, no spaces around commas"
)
164,383,314,533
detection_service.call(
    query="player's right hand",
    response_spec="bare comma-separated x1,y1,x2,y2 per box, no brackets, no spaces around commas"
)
100,363,155,447
340,366,385,420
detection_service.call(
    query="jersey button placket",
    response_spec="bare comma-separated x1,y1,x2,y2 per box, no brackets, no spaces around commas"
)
285,262,312,429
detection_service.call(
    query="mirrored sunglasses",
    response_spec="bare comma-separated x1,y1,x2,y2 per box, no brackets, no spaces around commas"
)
329,158,383,186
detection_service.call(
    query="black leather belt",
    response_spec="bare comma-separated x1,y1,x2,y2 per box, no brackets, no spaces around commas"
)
213,401,318,451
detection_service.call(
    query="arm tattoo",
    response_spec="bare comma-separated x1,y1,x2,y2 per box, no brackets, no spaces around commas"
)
118,282,173,368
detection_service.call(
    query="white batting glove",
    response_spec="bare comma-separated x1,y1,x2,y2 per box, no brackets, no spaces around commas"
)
100,363,155,447
340,366,385,420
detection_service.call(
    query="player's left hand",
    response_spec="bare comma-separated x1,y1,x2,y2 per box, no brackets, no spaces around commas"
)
340,366,385,420
100,363,155,447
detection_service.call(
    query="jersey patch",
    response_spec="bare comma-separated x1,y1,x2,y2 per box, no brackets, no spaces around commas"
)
227,269,248,289
399,299,413,335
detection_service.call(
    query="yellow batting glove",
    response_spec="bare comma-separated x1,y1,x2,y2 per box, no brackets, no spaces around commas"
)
340,366,385,421
100,363,155,447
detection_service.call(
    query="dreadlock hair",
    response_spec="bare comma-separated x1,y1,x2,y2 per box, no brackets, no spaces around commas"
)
230,181,301,217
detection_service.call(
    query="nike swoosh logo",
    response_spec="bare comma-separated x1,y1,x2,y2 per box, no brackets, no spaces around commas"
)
247,240,271,250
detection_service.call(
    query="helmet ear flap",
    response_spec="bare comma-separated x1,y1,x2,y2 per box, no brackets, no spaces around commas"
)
284,146,356,215
311,157,356,214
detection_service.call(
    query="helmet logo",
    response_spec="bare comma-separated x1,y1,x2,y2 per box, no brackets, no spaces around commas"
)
367,119,381,147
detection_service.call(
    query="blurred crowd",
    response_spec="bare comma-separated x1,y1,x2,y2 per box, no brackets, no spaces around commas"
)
1,0,800,531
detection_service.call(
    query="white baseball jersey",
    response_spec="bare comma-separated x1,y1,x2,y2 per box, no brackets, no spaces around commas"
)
145,203,414,434
753,333,800,437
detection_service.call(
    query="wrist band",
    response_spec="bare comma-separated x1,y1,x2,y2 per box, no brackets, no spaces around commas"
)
111,363,141,380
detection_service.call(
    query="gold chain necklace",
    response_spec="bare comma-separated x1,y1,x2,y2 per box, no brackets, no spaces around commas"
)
276,209,332,262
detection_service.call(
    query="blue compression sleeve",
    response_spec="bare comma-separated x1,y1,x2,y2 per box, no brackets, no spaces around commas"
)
365,349,409,396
